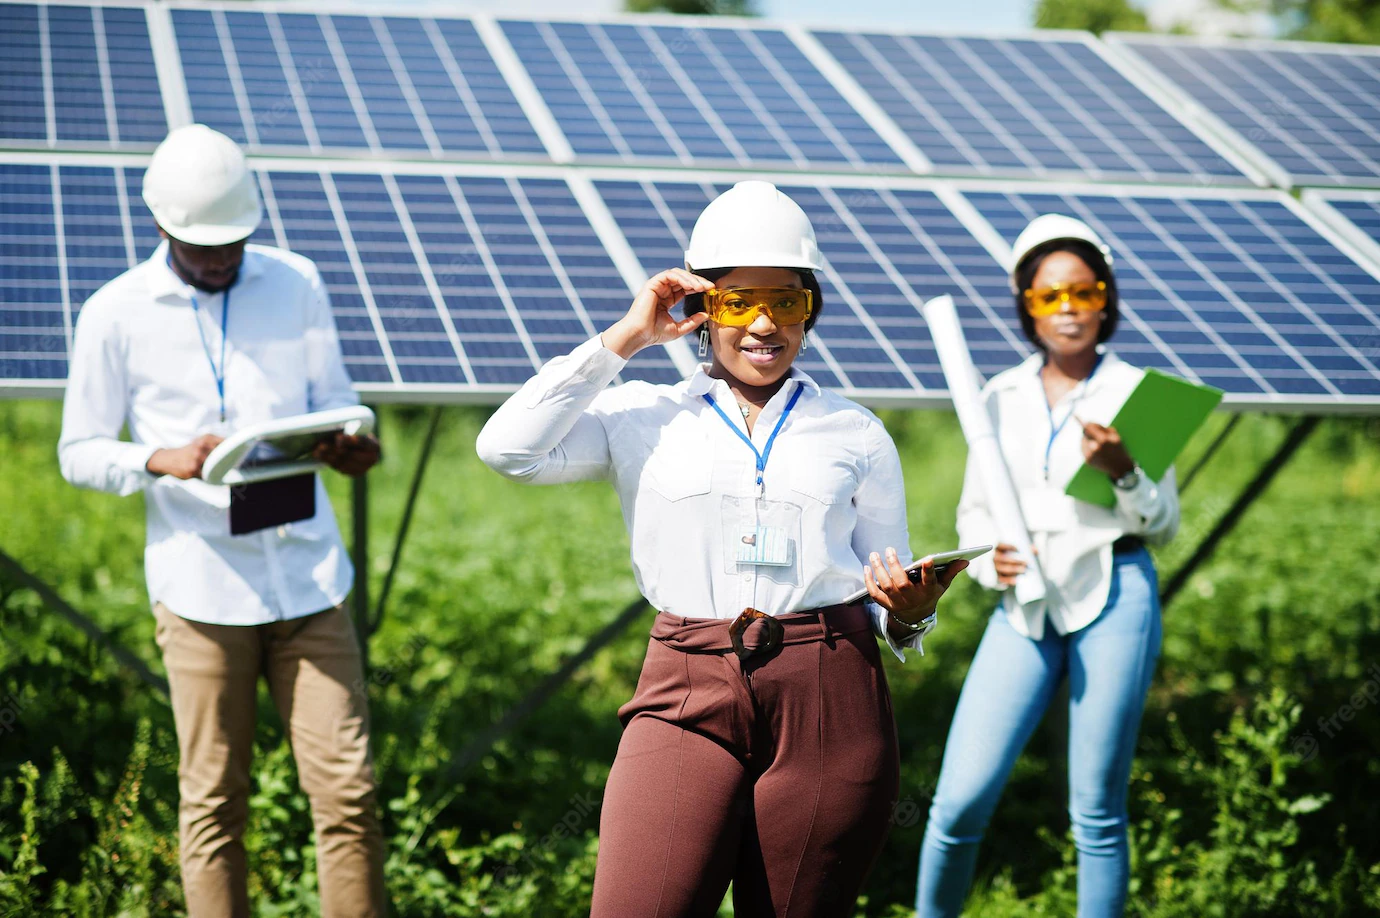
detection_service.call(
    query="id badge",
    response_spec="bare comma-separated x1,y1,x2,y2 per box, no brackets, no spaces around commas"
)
734,525,793,567
1020,486,1078,534
721,496,803,586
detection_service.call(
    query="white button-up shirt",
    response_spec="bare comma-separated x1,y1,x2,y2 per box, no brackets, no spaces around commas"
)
58,241,358,626
957,350,1180,639
476,336,925,661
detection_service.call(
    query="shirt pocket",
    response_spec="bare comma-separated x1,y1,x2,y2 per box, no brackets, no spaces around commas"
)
786,451,859,506
631,422,714,503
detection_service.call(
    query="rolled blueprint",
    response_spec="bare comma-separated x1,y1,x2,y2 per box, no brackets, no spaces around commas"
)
922,295,1047,607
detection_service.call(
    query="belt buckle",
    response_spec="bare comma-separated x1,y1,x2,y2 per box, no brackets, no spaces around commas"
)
728,607,783,662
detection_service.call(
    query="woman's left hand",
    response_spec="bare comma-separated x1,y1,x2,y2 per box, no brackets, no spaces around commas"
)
1078,420,1135,480
864,548,968,625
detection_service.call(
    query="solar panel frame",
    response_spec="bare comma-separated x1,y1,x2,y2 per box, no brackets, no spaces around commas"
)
1105,32,1380,189
949,176,1380,412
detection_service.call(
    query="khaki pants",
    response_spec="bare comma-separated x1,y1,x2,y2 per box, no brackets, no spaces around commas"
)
154,603,387,918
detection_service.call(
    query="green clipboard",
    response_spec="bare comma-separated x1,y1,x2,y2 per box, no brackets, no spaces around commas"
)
1065,369,1223,508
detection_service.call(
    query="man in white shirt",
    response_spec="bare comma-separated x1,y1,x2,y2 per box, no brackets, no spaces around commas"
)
58,125,385,918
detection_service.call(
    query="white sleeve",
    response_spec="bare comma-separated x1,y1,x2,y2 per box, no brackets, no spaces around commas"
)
475,336,628,485
1115,464,1180,545
304,265,359,412
57,302,157,495
850,416,923,663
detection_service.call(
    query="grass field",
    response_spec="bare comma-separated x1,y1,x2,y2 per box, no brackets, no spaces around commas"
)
2,399,1379,916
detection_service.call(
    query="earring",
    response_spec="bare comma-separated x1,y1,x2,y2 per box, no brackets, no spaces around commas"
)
697,326,709,358
801,334,809,353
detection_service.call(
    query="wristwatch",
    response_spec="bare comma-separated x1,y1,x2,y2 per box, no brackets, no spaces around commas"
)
1113,467,1142,491
888,609,938,638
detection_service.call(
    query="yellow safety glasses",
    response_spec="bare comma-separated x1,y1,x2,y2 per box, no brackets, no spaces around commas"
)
1022,280,1107,318
703,286,814,328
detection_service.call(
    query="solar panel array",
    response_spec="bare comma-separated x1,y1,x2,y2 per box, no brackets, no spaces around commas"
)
811,31,1249,183
1111,35,1380,187
3,0,1380,410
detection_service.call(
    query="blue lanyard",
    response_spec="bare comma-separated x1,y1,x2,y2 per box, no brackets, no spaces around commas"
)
1042,353,1102,481
703,383,804,495
190,287,231,424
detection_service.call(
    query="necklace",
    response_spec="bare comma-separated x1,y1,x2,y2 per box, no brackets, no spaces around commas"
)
739,402,752,418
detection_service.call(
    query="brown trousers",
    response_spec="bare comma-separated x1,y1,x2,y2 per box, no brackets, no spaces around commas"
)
153,603,386,918
590,605,901,918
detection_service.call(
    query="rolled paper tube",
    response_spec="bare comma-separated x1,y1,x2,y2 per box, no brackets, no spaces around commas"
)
922,295,1047,607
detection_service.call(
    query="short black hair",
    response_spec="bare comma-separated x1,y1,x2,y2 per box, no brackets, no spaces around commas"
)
1012,240,1119,351
683,267,823,333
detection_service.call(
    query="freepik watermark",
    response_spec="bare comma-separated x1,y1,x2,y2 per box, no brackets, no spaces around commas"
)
493,790,601,882
0,693,27,739
1291,662,1380,763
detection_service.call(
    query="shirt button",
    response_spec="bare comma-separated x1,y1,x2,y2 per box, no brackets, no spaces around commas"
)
741,572,752,582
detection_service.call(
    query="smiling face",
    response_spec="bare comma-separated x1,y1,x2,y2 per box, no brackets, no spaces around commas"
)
1028,250,1103,359
705,266,807,393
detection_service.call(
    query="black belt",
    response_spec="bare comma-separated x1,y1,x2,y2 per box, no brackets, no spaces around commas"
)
1112,535,1144,555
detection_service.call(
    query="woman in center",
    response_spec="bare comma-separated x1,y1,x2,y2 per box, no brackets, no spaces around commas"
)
477,181,966,917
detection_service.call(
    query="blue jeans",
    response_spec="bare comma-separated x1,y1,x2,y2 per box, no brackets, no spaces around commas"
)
915,548,1162,918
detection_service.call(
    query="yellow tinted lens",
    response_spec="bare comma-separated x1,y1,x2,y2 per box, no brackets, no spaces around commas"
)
705,287,812,327
1023,281,1106,317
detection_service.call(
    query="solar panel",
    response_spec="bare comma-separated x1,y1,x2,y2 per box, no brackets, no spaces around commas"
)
1301,190,1380,287
593,174,1025,400
0,3,166,147
171,9,549,159
1108,34,1380,187
499,19,907,171
811,29,1253,184
962,183,1380,406
0,158,681,398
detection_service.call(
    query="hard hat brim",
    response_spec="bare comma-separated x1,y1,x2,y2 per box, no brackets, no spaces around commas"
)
156,208,262,247
685,253,822,272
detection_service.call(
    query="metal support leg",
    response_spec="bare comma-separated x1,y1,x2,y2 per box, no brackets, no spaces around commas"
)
445,596,650,783
352,472,369,669
0,547,168,697
1161,416,1319,610
372,406,442,636
1179,414,1241,495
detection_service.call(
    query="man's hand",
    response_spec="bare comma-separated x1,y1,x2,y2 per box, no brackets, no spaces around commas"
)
146,434,225,480
313,433,381,477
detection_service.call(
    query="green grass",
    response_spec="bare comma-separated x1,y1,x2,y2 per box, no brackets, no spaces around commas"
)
2,400,1379,916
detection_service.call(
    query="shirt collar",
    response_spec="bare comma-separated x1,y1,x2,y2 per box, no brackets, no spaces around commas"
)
145,239,264,302
993,347,1122,396
684,361,823,400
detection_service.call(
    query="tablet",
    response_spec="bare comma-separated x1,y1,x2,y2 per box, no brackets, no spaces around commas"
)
201,406,376,486
844,544,993,605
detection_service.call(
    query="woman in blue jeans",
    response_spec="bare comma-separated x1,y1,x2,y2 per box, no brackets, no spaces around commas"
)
915,214,1180,918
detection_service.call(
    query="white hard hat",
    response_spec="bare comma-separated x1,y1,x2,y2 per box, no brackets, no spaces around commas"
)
684,181,822,272
142,124,262,246
1008,214,1113,292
